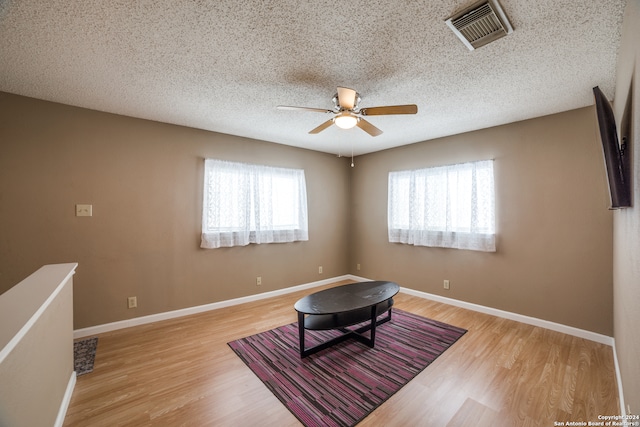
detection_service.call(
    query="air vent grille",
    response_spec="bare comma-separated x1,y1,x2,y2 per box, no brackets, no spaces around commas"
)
445,0,513,51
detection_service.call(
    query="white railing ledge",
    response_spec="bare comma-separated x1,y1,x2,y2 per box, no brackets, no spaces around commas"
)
0,263,78,364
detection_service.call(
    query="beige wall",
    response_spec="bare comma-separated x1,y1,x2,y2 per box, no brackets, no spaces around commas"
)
0,92,351,329
613,0,640,415
350,107,614,336
0,91,617,339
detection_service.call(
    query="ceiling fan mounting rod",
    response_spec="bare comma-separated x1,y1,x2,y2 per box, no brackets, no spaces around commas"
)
333,92,361,111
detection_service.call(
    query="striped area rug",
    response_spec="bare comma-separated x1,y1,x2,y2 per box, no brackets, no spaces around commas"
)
228,309,466,427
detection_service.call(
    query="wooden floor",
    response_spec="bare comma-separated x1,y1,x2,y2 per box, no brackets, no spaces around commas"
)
63,280,619,427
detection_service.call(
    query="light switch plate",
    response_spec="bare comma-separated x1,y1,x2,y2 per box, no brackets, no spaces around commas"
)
76,204,92,217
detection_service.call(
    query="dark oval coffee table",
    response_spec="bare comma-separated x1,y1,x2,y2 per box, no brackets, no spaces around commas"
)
294,281,400,358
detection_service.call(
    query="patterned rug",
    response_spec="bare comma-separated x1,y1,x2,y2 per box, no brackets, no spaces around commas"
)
228,309,466,427
74,337,98,376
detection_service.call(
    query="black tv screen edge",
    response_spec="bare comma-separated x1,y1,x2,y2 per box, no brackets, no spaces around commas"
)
592,86,631,208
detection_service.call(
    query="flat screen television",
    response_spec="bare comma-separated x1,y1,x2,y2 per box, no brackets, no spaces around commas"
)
592,86,631,208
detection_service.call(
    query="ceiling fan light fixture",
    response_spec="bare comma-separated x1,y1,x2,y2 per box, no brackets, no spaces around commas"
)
334,114,358,129
278,87,417,136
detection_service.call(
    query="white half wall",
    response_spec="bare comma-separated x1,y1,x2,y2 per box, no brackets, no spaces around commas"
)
0,263,78,427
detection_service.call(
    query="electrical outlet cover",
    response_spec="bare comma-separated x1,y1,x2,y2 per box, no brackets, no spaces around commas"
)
76,204,92,217
127,296,137,308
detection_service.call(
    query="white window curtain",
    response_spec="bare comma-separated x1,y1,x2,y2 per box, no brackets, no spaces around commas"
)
201,159,309,248
388,160,496,252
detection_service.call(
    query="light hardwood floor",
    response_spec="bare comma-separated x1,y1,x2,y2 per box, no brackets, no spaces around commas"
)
64,281,619,426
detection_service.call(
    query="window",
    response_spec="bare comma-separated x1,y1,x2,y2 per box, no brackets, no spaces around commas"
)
388,159,495,252
201,159,309,248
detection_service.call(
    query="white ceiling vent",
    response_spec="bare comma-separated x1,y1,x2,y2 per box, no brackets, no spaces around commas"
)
445,0,513,51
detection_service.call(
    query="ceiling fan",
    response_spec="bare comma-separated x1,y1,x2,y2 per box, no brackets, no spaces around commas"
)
277,87,418,137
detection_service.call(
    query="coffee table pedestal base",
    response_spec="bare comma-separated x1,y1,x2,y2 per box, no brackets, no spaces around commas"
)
297,301,393,358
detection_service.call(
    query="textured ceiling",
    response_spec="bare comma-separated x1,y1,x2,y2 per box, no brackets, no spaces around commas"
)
0,0,626,155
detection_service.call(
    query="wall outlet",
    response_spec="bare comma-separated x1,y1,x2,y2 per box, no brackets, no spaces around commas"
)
256,276,262,286
318,266,323,274
444,280,450,290
127,296,137,309
357,263,361,271
75,204,92,217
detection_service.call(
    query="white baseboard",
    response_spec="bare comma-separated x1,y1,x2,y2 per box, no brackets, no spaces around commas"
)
75,274,614,346
55,371,76,427
74,275,354,338
612,342,627,417
398,286,614,346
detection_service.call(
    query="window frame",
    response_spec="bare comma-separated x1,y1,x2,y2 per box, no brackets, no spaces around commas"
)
388,159,496,252
201,159,309,249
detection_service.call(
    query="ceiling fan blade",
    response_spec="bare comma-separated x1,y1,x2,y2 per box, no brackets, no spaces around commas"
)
337,87,357,110
359,104,418,116
356,118,383,137
277,105,333,113
309,119,335,134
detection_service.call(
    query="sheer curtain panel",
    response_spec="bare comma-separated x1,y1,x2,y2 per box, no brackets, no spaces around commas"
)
201,159,309,248
388,160,496,252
